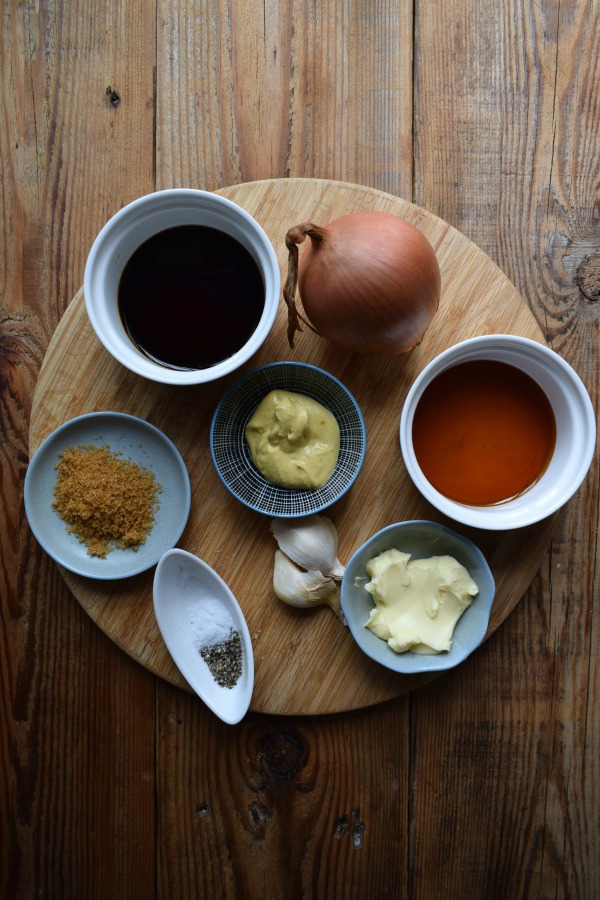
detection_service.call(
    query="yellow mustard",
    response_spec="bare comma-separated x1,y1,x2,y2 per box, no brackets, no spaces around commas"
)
245,389,340,490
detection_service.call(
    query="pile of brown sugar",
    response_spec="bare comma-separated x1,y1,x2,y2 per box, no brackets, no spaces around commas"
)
53,443,161,558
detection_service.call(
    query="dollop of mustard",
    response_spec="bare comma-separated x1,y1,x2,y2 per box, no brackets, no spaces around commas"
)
245,389,340,489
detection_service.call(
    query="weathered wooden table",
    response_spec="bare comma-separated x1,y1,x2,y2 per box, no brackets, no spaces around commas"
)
2,2,598,897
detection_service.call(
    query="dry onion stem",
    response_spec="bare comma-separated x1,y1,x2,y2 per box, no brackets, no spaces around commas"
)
53,444,161,557
283,223,325,347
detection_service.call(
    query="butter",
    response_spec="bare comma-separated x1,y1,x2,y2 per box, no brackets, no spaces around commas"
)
364,549,478,654
245,389,340,490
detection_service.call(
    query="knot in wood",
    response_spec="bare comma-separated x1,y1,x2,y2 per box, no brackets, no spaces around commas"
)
258,731,306,781
575,253,600,301
105,85,121,108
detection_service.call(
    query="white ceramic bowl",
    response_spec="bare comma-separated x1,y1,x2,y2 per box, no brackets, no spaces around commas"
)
83,189,280,385
400,334,596,530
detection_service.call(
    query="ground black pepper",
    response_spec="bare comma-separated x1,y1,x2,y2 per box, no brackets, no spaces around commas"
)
199,630,242,689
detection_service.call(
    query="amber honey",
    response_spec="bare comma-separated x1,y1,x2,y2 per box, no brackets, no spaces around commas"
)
411,359,556,506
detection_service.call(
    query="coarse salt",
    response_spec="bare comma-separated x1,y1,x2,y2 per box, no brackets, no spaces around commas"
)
189,597,234,649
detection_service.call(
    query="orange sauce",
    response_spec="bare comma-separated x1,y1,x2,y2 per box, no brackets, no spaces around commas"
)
411,360,556,506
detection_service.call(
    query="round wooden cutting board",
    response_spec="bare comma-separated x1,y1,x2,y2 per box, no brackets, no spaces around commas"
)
29,178,555,715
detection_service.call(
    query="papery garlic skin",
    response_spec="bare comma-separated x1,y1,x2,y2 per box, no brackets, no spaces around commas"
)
270,515,345,579
273,550,345,621
273,550,338,607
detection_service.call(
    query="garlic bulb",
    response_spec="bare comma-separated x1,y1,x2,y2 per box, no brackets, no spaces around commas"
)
273,550,345,621
270,515,345,579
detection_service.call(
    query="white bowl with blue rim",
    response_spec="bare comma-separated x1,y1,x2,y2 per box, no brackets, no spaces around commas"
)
210,361,366,518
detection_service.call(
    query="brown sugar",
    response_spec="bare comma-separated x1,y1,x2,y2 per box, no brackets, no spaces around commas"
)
52,444,161,558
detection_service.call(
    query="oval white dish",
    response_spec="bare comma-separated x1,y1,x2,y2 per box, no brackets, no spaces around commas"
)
153,548,254,724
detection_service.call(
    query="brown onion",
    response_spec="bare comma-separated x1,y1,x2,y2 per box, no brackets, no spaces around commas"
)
283,211,441,354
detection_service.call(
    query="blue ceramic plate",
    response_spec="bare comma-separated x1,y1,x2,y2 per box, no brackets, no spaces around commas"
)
341,520,495,673
24,412,191,579
210,362,366,517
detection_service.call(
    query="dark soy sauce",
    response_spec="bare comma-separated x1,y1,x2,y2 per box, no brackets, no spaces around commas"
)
118,225,265,370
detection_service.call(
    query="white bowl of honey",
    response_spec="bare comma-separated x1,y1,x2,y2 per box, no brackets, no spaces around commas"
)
84,189,280,385
400,335,596,530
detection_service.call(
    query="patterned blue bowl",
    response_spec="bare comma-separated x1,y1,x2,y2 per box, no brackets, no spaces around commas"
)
210,362,366,517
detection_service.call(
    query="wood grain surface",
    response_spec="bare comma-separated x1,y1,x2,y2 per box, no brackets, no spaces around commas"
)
29,177,555,715
3,1,598,898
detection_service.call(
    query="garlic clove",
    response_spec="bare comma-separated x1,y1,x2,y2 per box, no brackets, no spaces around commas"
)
320,516,346,579
273,550,337,607
270,515,345,579
273,550,345,622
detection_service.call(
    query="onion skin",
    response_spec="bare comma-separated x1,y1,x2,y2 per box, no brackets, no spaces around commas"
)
283,211,441,355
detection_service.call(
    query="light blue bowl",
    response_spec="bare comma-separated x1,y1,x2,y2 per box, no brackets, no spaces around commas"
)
210,362,366,518
24,412,191,579
341,520,495,673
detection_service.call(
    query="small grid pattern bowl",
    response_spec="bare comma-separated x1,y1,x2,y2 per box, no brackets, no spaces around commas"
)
210,362,366,517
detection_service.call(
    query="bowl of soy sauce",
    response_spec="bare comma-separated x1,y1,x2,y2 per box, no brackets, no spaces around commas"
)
84,189,280,385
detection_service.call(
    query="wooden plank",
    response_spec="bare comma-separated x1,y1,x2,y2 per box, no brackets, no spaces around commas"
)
1,2,157,898
155,686,409,898
152,2,417,897
411,0,600,897
156,0,414,197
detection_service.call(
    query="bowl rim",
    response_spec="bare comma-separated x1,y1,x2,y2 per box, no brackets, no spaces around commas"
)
83,188,281,386
399,334,596,530
210,360,367,517
340,518,496,673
